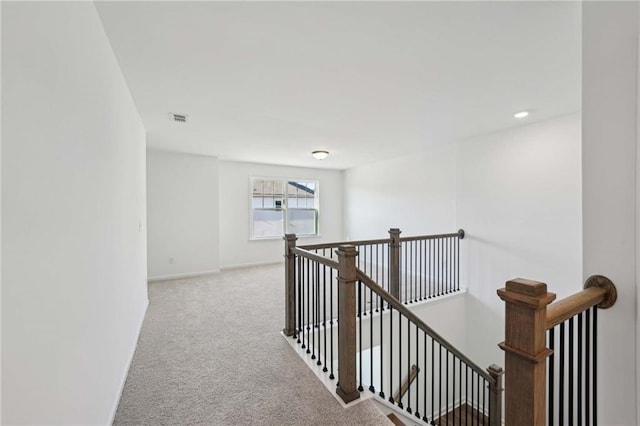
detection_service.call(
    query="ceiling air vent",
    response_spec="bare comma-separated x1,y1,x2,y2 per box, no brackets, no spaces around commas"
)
169,113,188,123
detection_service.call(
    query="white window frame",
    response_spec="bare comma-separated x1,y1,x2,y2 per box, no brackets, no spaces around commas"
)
249,177,320,240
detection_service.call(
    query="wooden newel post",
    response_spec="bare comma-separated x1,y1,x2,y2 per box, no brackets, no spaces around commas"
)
497,279,556,426
336,245,360,404
487,364,504,426
283,234,298,337
389,228,401,300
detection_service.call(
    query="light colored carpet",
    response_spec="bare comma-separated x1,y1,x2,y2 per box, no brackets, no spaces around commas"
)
114,263,392,425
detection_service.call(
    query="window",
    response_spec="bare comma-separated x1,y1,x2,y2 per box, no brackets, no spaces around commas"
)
251,178,319,239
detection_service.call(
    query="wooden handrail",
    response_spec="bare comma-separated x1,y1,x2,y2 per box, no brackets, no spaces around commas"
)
393,364,420,403
546,287,605,329
291,247,339,269
299,237,391,250
398,229,465,242
356,269,495,383
299,228,466,250
546,275,617,329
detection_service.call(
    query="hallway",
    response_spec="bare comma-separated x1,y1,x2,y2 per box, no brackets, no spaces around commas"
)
114,263,391,425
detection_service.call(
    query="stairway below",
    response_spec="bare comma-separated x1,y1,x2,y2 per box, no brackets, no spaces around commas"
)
434,403,488,425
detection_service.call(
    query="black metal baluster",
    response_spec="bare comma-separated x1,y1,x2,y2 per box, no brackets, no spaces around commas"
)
358,280,363,392
316,263,322,365
404,241,408,304
476,371,480,426
419,240,423,301
449,237,453,294
431,338,435,423
389,306,394,404
559,322,565,426
407,319,412,414
549,327,555,425
415,324,420,419
446,349,449,423
297,256,302,343
379,292,385,399
458,359,462,426
306,258,311,353
323,264,328,372
429,239,432,298
465,365,469,424
376,244,380,312
423,332,428,423
593,307,597,425
585,308,591,425
471,370,475,426
569,317,574,425
412,241,418,302
439,344,443,421
438,238,442,296
369,284,374,393
452,353,456,425
329,264,334,380
578,312,583,425
456,235,460,291
483,378,486,426
311,261,316,360
445,237,449,294
398,309,404,409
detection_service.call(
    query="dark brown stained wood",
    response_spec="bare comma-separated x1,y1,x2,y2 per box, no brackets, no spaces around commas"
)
433,404,488,426
389,228,401,300
283,234,298,336
393,364,420,403
487,364,504,426
546,286,606,329
497,278,556,426
387,413,405,426
335,245,360,404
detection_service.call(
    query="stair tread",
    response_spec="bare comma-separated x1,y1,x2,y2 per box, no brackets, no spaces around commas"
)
387,413,406,426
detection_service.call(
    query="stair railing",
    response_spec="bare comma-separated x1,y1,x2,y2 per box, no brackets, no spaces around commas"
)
497,275,617,425
284,229,503,425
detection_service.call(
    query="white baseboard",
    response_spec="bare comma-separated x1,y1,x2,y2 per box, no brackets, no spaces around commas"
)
220,260,282,270
147,269,220,282
108,297,149,425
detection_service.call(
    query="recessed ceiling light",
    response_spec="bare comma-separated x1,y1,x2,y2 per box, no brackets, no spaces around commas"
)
312,150,329,160
514,111,529,119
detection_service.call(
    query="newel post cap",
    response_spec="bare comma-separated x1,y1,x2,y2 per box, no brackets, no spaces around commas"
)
497,278,556,308
336,245,359,258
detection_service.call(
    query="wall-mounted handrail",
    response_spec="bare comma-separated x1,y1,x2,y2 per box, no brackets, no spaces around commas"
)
546,275,617,330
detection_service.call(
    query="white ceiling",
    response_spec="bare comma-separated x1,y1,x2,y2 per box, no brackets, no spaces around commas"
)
96,1,581,170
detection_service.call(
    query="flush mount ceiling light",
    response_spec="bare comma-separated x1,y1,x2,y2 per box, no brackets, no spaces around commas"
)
312,150,329,160
514,111,529,119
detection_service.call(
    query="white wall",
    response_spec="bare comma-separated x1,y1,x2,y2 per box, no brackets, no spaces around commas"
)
2,3,148,424
219,161,343,268
456,113,582,369
583,3,638,424
343,114,582,371
344,144,457,240
147,150,220,280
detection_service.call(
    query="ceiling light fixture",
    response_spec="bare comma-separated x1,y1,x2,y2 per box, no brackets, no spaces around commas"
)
312,150,329,160
514,111,529,119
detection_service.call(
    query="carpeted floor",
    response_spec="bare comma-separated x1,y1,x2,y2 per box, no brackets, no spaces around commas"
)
114,263,392,425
